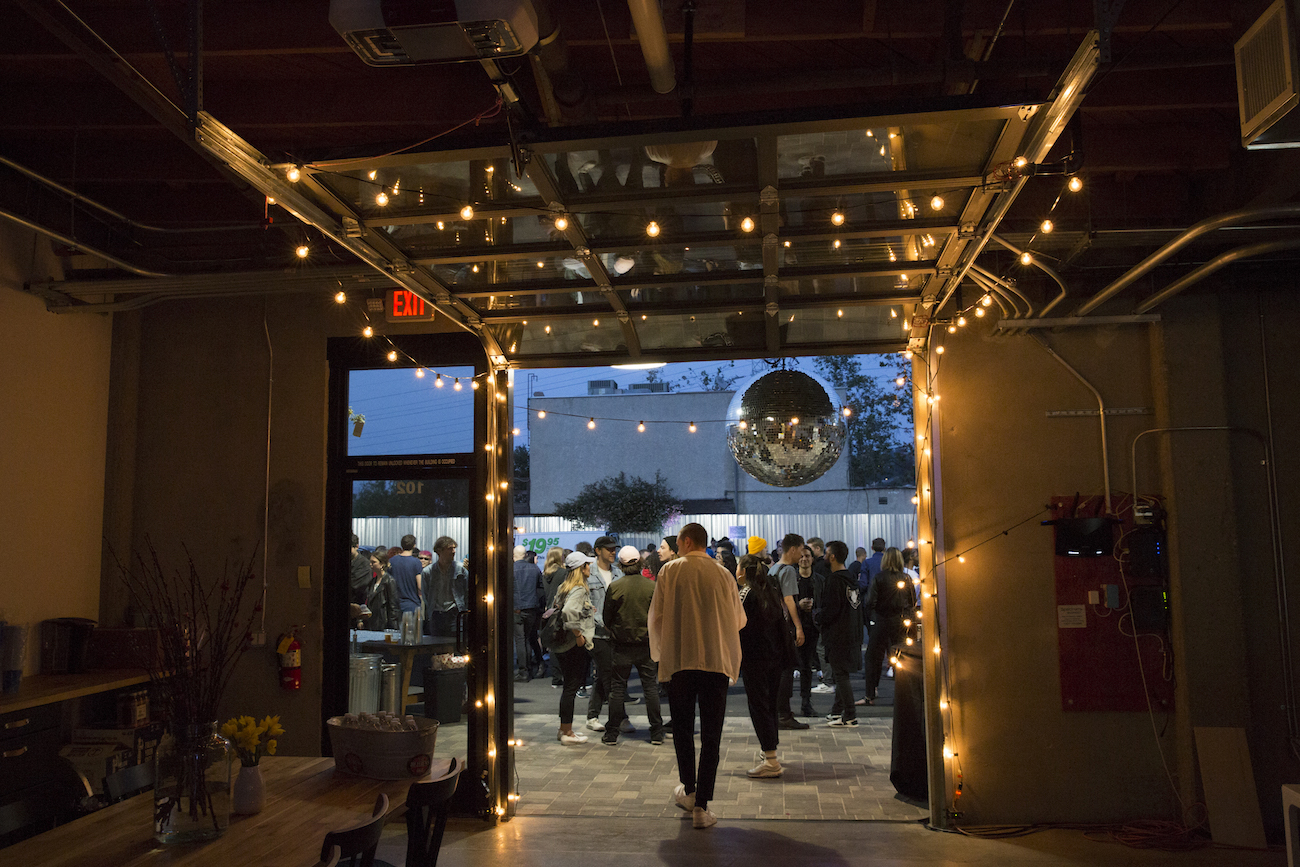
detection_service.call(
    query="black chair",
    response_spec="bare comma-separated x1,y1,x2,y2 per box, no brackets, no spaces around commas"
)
102,761,155,804
316,845,341,867
321,793,389,867
404,758,461,867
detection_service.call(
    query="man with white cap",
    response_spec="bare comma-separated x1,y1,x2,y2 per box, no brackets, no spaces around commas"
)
600,545,664,745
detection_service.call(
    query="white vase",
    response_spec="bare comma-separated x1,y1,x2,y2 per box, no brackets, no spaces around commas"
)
231,763,265,815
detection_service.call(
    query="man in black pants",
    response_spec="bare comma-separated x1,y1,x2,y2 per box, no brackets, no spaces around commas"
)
601,546,665,745
649,523,745,830
770,534,810,730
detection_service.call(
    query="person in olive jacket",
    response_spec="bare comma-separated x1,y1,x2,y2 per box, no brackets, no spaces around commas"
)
600,546,665,745
815,540,864,724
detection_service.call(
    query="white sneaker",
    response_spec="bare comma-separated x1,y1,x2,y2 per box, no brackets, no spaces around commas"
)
585,718,605,732
559,732,588,745
746,753,783,778
827,717,859,727
673,783,695,812
692,807,717,829
811,684,835,694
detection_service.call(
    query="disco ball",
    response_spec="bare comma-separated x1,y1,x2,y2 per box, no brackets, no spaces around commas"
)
726,369,847,487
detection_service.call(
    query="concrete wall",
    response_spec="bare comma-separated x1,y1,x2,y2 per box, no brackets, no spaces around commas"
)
932,294,1297,831
527,391,860,514
0,226,110,676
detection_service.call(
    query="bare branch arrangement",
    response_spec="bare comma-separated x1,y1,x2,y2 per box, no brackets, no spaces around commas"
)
111,538,263,726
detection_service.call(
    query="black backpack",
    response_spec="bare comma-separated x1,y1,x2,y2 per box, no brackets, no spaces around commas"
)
538,590,568,650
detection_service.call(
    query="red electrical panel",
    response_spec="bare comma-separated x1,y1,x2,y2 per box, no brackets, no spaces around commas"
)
1050,494,1174,712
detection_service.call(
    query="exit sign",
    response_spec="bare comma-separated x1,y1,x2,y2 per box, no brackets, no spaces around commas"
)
384,289,438,322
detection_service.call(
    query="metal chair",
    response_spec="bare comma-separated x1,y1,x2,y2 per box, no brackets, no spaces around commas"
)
403,758,461,867
102,761,155,804
320,793,389,867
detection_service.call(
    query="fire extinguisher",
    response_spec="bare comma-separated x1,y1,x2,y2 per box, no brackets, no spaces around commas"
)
277,628,302,691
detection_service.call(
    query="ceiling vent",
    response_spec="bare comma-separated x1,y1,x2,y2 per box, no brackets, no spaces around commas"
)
1236,0,1300,149
329,0,538,67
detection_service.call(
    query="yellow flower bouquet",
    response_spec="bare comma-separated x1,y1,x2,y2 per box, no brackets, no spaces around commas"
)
221,715,285,767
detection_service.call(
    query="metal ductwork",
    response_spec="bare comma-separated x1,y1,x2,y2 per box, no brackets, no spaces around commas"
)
627,0,675,94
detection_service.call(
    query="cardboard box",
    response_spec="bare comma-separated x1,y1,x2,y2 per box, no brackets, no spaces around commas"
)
59,743,131,794
73,721,164,766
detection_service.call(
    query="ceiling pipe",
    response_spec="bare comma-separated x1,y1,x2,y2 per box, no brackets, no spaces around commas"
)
0,207,170,278
971,263,1034,317
967,270,1017,318
1074,203,1300,316
627,0,675,94
1032,333,1113,516
1133,238,1300,314
989,233,1069,317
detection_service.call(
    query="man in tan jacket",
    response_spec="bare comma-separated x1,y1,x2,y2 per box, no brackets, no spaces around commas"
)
648,522,745,830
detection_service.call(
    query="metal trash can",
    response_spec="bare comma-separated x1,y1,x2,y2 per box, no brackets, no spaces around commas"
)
348,654,382,714
379,662,401,715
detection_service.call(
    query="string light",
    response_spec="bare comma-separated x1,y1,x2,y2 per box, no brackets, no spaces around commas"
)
943,744,955,759
362,326,373,338
470,380,479,390
930,195,944,211
588,418,596,429
453,377,462,390
947,324,957,334
1069,176,1084,192
1013,156,1027,168
1040,219,1054,233
460,205,475,220
286,166,300,182
831,211,845,226
837,309,843,317
638,421,645,432
646,220,661,237
957,316,967,327
975,307,986,318
375,191,389,207
544,325,551,334
295,245,310,259
688,422,697,433
334,291,346,304
833,239,841,249
538,410,547,419
1020,251,1033,265
958,555,966,563
933,644,941,655
939,699,949,710
484,593,494,603
436,221,445,230
896,376,905,387
935,345,945,354
415,368,425,378
981,294,993,307
739,420,748,429
841,407,852,417
740,216,755,233
387,350,398,362
554,215,569,231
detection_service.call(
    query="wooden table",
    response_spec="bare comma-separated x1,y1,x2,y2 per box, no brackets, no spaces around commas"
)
354,631,457,711
2,755,456,867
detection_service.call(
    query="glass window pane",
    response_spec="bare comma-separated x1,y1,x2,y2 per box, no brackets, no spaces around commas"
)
637,312,764,351
347,366,476,456
777,118,1005,179
783,305,910,344
315,159,540,218
493,319,627,356
470,292,613,314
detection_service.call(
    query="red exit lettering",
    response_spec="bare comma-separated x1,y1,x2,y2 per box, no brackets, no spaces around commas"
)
390,290,426,317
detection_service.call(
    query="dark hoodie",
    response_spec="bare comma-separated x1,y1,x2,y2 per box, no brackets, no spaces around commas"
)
815,568,863,671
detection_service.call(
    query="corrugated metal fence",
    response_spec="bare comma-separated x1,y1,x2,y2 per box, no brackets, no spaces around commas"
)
355,513,917,555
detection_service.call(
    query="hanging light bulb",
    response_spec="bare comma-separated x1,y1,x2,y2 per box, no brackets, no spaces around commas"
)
436,221,445,230
688,422,697,433
935,345,945,354
554,215,569,231
334,290,346,304
833,239,841,249
511,428,520,437
460,204,475,220
646,220,661,237
295,245,310,259
836,309,843,318
537,410,546,419
470,380,479,390
375,191,389,207
957,316,967,327
1014,156,1028,168
592,319,599,327
1020,251,1033,266
544,324,551,334
981,294,993,307
975,306,986,318
841,407,852,417
896,376,905,387
830,211,845,226
471,264,479,273
1069,176,1084,193
453,377,462,390
740,216,755,233
362,326,373,338
387,350,397,362
415,368,425,378
435,373,444,388
1040,219,1054,233
638,421,645,432
286,166,301,182
930,194,944,211
587,418,596,429
947,324,957,334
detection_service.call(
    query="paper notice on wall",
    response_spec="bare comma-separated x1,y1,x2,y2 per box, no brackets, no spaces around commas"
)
1057,604,1087,628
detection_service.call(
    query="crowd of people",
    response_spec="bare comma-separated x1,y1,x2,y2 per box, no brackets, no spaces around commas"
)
346,533,469,639
519,525,922,830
